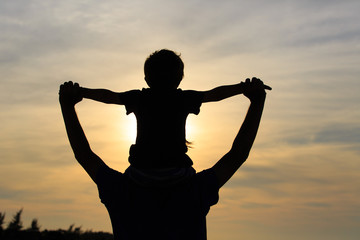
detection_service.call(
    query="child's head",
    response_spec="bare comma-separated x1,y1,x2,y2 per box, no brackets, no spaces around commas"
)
144,49,184,90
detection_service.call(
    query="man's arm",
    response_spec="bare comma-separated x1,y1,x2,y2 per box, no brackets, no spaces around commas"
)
60,82,106,183
80,87,124,105
212,78,268,188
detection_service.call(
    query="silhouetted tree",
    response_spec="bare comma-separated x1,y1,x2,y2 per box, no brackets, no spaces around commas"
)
74,226,82,235
7,208,23,231
0,212,5,231
0,211,5,238
27,218,40,232
68,223,75,233
1,209,113,239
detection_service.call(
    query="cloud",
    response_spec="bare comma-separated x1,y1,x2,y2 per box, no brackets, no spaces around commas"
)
314,124,360,144
304,201,331,208
278,122,360,146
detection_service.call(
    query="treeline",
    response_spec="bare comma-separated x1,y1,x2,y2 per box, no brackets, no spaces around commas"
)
0,209,113,240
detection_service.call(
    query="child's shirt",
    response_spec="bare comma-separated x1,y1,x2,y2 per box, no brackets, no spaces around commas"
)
119,88,204,169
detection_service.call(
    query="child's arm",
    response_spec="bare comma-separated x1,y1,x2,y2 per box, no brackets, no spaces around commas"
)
212,78,269,188
202,81,271,103
80,87,124,105
202,83,244,103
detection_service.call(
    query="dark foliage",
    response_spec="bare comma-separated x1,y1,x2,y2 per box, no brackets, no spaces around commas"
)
7,208,23,231
0,212,5,231
0,209,113,240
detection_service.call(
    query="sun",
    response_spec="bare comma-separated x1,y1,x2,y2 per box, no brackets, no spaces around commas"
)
185,116,198,142
124,114,137,143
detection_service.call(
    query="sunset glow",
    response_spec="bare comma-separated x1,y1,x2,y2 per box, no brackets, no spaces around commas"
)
124,114,137,144
0,1,359,239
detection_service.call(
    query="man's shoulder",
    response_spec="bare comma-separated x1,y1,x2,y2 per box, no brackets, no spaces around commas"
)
96,165,123,185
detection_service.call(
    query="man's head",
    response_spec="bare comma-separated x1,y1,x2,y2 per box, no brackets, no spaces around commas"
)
144,49,184,90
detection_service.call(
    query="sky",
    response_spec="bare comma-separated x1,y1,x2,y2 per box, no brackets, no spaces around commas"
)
0,0,359,239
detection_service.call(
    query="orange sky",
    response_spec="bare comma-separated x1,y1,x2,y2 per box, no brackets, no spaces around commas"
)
0,1,359,239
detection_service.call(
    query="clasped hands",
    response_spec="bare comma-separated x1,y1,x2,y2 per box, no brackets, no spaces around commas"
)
241,77,271,102
59,81,82,106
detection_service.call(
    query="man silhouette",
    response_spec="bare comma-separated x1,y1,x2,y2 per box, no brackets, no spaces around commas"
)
59,77,269,240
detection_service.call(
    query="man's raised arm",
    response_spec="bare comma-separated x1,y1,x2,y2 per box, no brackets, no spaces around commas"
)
59,81,106,183
212,78,269,188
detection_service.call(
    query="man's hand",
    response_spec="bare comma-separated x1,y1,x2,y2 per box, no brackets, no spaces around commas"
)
59,81,83,106
242,77,270,102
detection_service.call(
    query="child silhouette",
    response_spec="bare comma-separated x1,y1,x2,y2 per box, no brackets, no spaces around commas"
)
77,49,270,170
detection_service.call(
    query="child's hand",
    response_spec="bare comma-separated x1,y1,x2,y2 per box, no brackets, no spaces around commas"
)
242,77,270,102
59,81,83,106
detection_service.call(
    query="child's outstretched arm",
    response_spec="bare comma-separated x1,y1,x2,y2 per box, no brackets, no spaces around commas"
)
80,86,124,105
202,81,271,103
211,78,269,188
202,83,244,103
59,82,106,183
